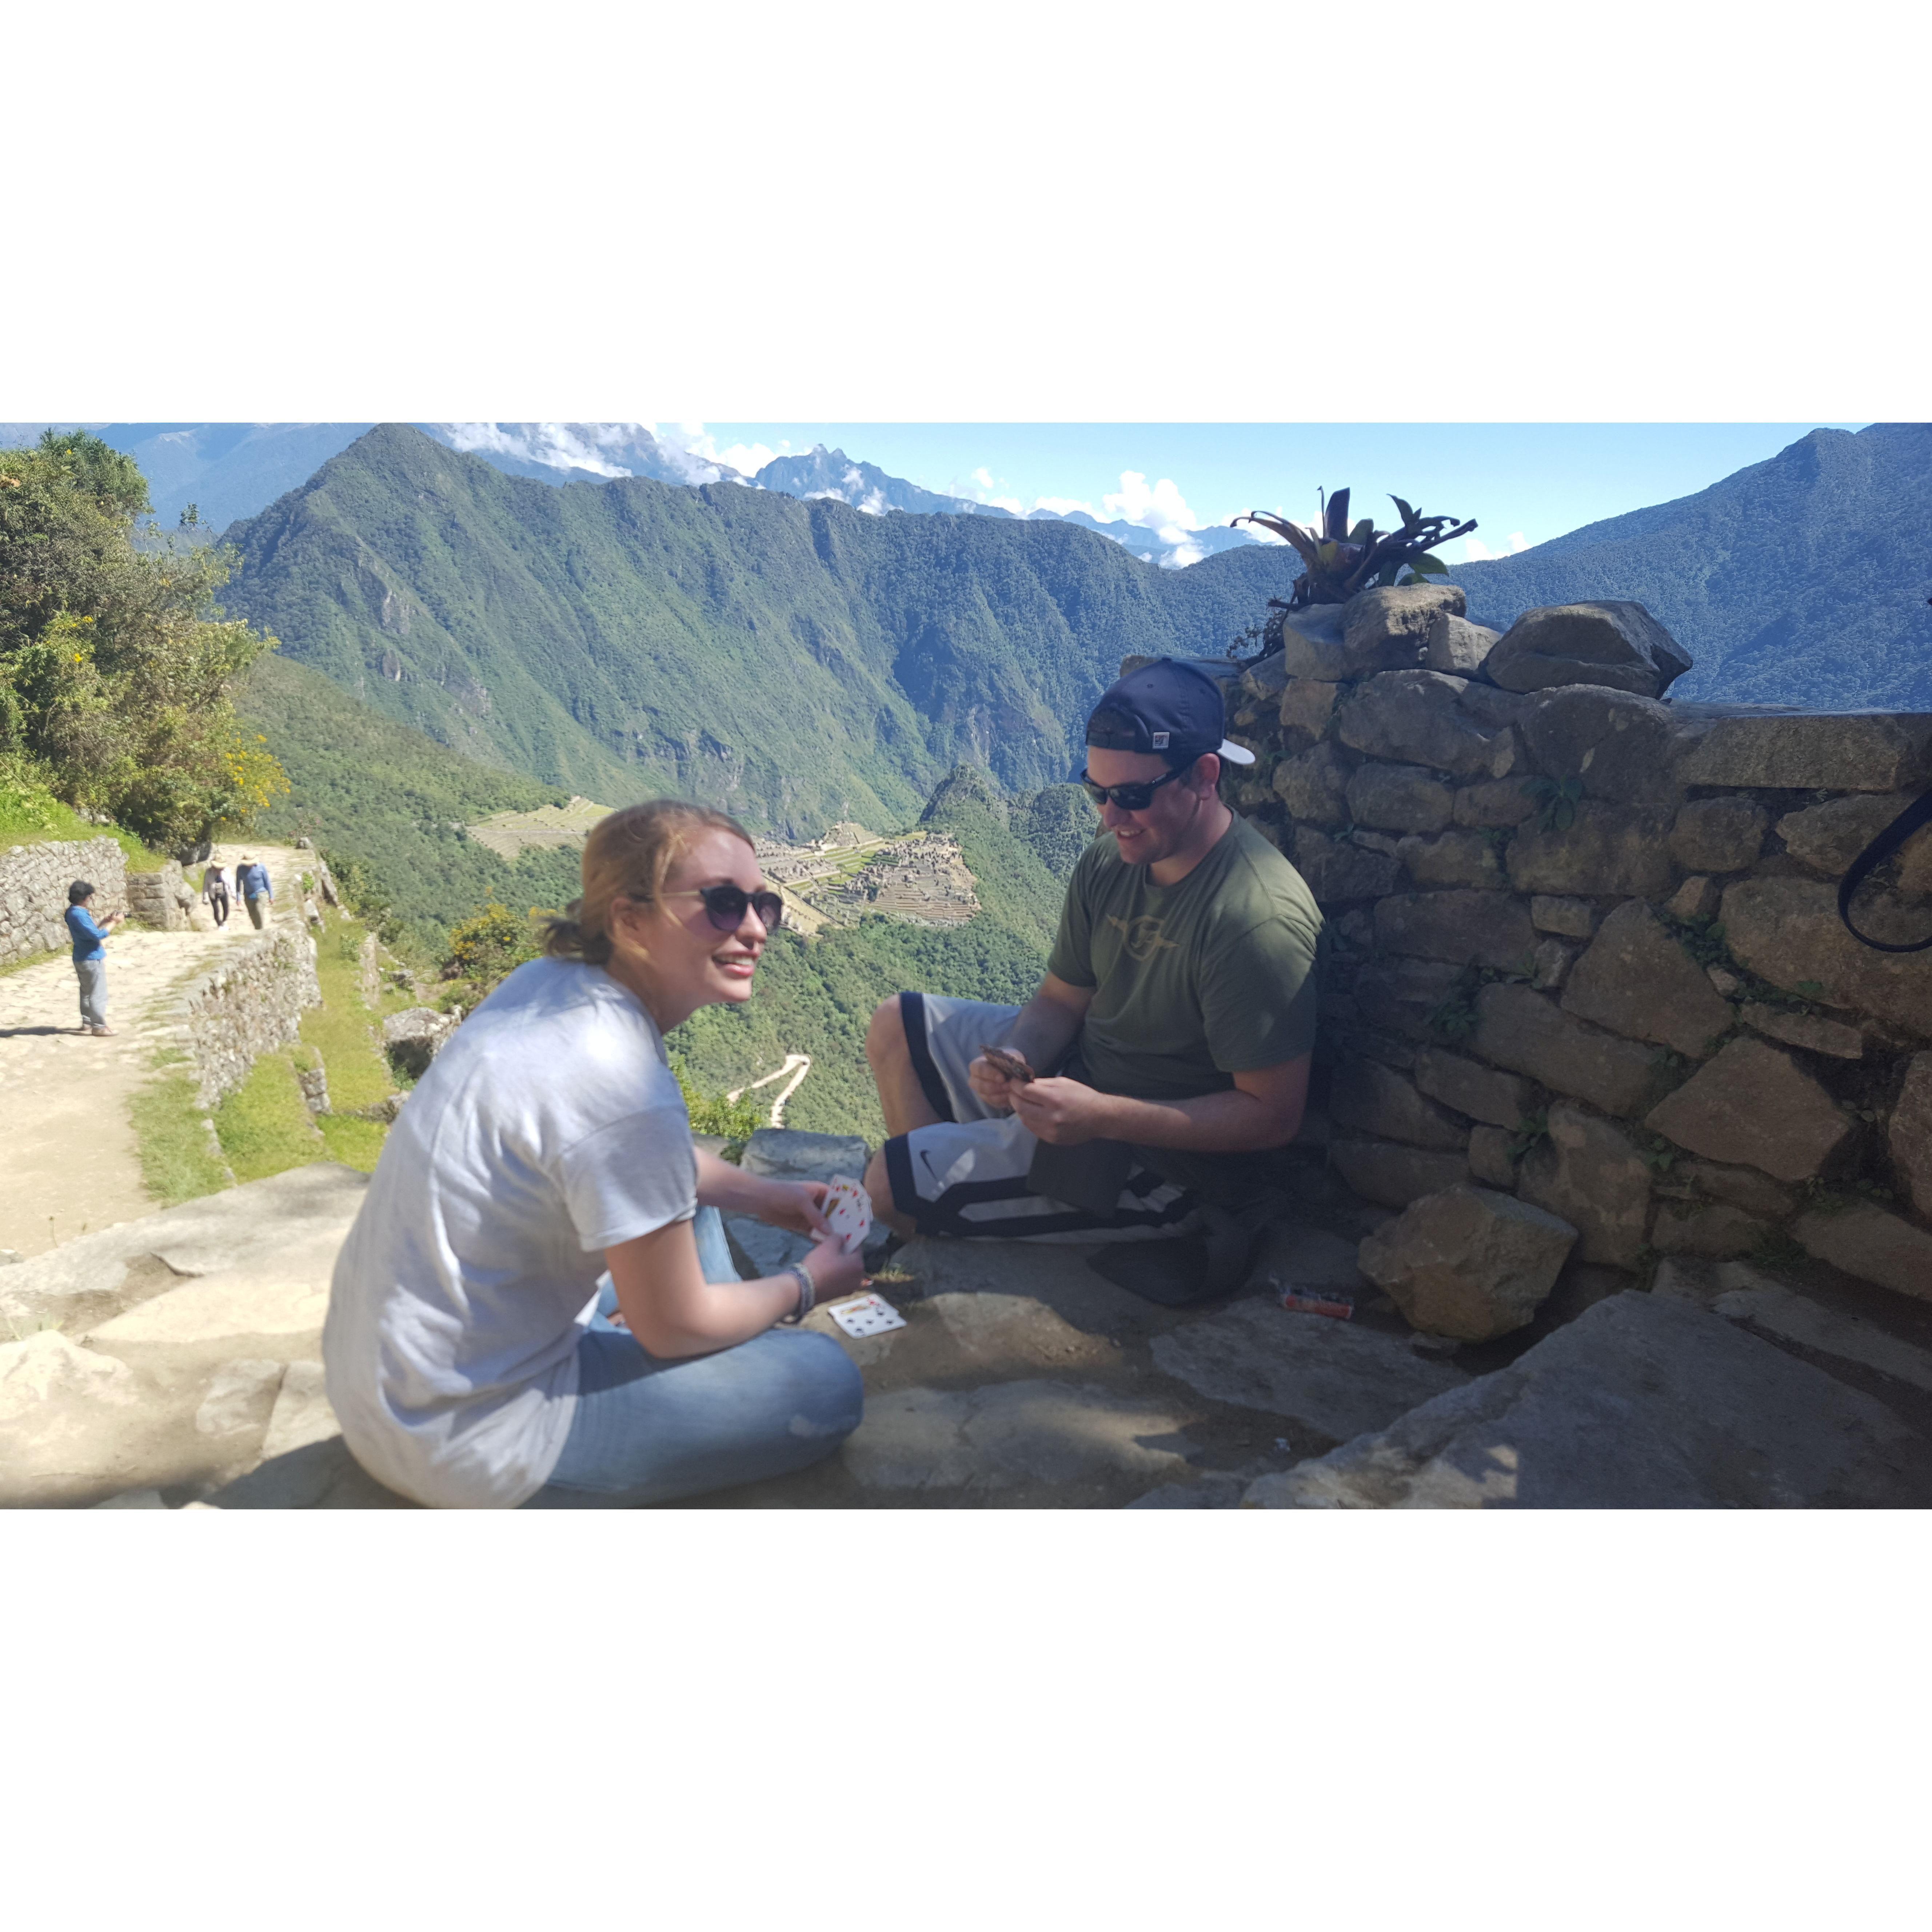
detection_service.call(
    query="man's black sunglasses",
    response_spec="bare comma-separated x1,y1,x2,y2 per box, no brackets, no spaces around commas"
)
1078,765,1188,812
663,885,786,934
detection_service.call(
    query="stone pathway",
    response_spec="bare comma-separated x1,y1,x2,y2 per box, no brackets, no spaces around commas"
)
0,841,306,1258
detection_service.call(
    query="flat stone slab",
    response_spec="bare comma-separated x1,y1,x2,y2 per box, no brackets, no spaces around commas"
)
81,1264,331,1369
0,1164,367,1333
1150,1297,1469,1442
840,1378,1198,1497
1655,1258,1932,1396
1245,1290,1928,1508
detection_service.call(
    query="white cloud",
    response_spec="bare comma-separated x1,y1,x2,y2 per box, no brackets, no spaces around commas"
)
1031,494,1099,519
1462,531,1531,562
1103,470,1201,541
433,422,637,479
647,423,792,482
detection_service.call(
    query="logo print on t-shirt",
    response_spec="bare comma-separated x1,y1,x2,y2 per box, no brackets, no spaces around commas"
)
1106,913,1179,963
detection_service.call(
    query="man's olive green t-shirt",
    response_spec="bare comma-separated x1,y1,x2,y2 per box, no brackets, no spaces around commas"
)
1046,813,1325,1102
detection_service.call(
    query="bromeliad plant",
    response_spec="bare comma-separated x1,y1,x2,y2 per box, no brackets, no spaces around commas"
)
1232,488,1477,611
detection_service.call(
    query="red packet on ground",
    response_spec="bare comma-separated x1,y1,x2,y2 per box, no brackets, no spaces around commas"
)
1276,1277,1355,1321
822,1175,873,1256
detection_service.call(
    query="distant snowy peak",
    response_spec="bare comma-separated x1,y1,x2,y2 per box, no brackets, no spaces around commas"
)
750,446,1009,520
748,443,1257,568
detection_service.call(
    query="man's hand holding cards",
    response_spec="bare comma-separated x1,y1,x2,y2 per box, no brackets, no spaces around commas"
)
971,1043,1037,1112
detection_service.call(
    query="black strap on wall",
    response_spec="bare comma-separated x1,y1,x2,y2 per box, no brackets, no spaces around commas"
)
1837,788,1932,953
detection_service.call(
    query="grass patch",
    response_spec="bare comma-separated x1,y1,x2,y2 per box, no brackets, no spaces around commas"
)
129,1071,234,1206
0,945,62,979
302,911,397,1116
0,789,171,870
211,1049,325,1182
318,1114,388,1171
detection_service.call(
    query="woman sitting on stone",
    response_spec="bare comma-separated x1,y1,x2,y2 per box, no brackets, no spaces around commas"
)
323,801,865,1509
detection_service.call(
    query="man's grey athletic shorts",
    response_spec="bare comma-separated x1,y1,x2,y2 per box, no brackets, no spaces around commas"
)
883,992,1202,1244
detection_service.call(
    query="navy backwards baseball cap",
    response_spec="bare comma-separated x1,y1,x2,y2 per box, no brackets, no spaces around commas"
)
1083,659,1256,769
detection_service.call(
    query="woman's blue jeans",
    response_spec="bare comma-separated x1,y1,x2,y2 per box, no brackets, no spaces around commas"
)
523,1207,864,1508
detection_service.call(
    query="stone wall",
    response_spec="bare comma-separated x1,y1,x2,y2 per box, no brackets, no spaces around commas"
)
125,858,195,932
0,837,128,966
1198,583,1932,1307
158,913,322,1108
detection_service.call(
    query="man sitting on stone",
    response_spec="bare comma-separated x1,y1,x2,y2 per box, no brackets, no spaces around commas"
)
862,659,1325,1302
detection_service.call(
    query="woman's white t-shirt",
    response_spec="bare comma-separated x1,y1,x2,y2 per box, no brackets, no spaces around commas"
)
323,956,697,1508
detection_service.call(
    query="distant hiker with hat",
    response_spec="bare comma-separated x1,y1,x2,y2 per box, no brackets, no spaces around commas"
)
201,861,231,929
235,853,272,929
64,881,125,1037
862,658,1325,1302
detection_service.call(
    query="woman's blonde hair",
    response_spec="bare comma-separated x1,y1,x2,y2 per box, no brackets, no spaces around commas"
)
542,800,755,966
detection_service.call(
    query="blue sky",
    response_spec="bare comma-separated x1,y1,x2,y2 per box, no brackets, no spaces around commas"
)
681,424,1866,561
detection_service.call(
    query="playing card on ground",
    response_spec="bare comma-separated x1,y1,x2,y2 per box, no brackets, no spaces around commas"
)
829,1293,906,1338
822,1175,874,1254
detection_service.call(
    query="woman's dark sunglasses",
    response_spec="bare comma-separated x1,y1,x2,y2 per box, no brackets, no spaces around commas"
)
663,885,786,934
1078,765,1187,812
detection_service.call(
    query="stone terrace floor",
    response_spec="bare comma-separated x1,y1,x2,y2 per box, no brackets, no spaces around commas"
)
6,1135,1932,1510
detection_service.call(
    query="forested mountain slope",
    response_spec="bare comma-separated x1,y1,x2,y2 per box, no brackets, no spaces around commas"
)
217,426,1301,838
1455,423,1932,710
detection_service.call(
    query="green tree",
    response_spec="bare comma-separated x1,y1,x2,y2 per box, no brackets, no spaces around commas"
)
0,430,286,853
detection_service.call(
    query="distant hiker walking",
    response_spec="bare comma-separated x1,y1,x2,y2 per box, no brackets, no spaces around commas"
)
202,862,231,929
235,854,272,929
64,881,124,1037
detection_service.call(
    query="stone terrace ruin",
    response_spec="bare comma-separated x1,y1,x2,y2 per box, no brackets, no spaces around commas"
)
1188,585,1932,1319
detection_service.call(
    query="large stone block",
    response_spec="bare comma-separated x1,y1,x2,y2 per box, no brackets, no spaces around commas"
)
1679,713,1932,792
1329,1139,1470,1209
1345,762,1455,834
1468,1125,1517,1186
742,1128,871,1184
1891,1054,1932,1219
1274,604,1352,681
1472,982,1660,1117
1720,875,1932,1038
1245,1291,1925,1509
1670,797,1769,873
1505,801,1676,898
1335,670,1516,779
1397,830,1506,890
1273,742,1353,826
1684,1161,1794,1220
1373,890,1538,971
1453,779,1538,829
1515,1102,1653,1268
1644,1037,1850,1181
1291,827,1401,904
1353,957,1466,1041
1776,791,1932,893
1521,684,1684,804
1739,1003,1863,1059
1278,677,1339,742
1651,1203,1769,1259
1530,895,1597,938
1358,1185,1576,1341
1340,584,1466,675
1149,1300,1468,1443
1485,602,1692,699
1330,1061,1469,1151
1426,612,1501,677
1412,1048,1536,1128
1793,1203,1932,1302
1560,899,1735,1059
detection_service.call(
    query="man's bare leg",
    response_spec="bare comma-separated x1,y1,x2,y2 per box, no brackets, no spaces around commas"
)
866,994,943,1138
863,1147,917,1240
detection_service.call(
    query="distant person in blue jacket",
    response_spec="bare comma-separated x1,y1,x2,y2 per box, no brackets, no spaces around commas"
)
65,881,124,1037
235,854,273,929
